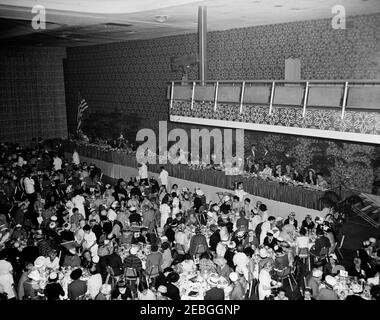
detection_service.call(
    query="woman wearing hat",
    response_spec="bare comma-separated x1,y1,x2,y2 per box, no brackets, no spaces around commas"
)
44,272,64,300
111,280,132,300
258,260,281,300
23,270,43,300
305,169,317,185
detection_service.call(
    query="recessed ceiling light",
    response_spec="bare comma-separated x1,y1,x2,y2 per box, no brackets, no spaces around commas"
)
154,15,168,23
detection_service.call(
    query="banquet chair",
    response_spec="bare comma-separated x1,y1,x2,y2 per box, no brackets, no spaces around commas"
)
310,246,329,264
279,266,297,292
336,235,345,261
298,247,311,272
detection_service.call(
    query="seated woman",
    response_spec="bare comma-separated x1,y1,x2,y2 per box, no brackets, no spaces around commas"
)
292,168,304,183
316,173,329,189
273,165,282,178
273,246,290,278
284,164,293,179
348,257,367,280
260,163,273,178
301,215,315,231
258,260,282,300
305,169,317,185
326,253,345,275
295,227,310,255
234,182,247,202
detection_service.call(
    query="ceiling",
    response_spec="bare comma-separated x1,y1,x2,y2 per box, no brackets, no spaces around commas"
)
0,0,379,47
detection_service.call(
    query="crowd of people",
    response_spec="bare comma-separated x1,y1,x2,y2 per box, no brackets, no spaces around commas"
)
0,139,379,301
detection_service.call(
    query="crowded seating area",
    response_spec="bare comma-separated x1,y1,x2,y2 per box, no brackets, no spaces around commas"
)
1,139,379,301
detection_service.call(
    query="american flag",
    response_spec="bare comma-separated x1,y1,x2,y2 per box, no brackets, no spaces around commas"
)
77,98,89,132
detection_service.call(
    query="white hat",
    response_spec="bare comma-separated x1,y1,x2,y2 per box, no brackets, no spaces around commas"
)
207,275,220,286
227,241,236,249
312,269,323,278
130,246,138,255
369,237,376,244
15,224,22,228
92,255,99,263
28,270,41,281
195,189,204,196
351,283,363,294
223,195,230,202
50,215,57,221
34,256,46,268
325,275,337,287
49,272,58,281
259,248,268,258
49,222,57,229
65,201,74,209
229,272,239,282
157,285,167,294
213,205,220,211
129,206,136,212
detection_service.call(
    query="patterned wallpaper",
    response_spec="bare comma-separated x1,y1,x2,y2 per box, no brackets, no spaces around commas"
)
0,47,68,144
63,13,380,192
64,13,380,133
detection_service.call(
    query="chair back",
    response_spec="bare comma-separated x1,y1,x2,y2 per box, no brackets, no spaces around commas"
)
281,266,292,278
175,243,186,255
125,267,138,279
298,247,309,258
318,246,328,257
329,242,337,255
339,235,345,249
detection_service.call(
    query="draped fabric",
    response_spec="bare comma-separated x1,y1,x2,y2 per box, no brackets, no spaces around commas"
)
64,141,355,210
0,47,67,144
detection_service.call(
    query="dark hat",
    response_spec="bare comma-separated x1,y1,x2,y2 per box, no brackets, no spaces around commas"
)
168,272,180,283
70,268,83,280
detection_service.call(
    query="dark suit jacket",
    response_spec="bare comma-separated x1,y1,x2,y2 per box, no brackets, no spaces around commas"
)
68,279,87,300
209,231,221,252
166,283,180,300
204,287,225,300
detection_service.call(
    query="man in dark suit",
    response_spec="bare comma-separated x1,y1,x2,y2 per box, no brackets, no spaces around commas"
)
204,276,225,300
68,268,87,300
311,228,331,256
166,272,181,300
209,224,221,253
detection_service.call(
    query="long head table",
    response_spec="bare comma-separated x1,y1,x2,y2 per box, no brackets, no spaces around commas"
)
64,141,350,210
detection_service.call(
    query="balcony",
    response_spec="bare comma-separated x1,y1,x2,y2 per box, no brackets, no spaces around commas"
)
168,80,380,144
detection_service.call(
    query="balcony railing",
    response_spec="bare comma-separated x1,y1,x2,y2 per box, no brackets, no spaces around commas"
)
167,80,380,144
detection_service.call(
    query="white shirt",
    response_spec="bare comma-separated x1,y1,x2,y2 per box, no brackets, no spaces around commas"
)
72,194,86,217
0,260,13,276
250,215,262,232
159,203,171,227
234,189,247,202
107,209,117,222
0,273,15,299
159,169,169,186
87,273,103,299
44,257,59,270
53,157,62,171
72,151,80,165
83,231,97,248
260,221,272,245
175,231,189,252
23,177,35,194
233,252,249,268
258,269,272,300
138,164,148,180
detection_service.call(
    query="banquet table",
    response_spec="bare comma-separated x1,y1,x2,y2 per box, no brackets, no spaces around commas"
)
64,140,352,210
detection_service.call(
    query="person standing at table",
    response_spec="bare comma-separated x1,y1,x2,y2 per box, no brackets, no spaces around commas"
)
138,162,148,185
158,166,169,189
72,149,80,166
